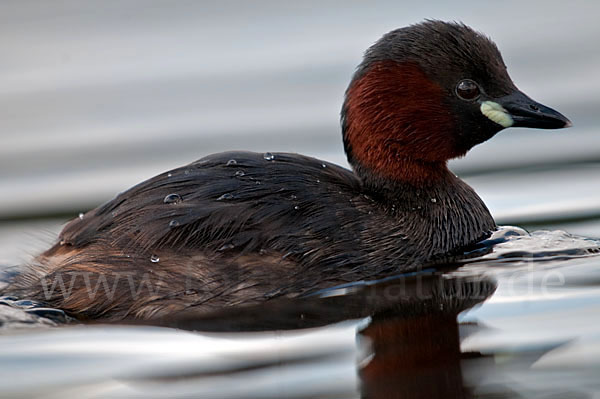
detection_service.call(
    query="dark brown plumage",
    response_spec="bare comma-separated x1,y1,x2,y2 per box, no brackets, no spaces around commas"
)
4,21,570,321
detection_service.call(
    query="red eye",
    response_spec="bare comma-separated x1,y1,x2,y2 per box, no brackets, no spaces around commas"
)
456,79,481,101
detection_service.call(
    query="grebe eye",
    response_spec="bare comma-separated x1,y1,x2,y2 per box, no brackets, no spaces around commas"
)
456,79,481,101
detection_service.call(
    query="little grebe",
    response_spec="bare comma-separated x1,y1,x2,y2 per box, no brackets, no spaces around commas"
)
6,21,570,320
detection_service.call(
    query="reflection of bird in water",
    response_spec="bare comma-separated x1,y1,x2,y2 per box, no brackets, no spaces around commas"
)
358,273,496,399
136,271,498,399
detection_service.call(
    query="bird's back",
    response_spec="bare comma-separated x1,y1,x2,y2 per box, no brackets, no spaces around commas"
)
7,151,494,320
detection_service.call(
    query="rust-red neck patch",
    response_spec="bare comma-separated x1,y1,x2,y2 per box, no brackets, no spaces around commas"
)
343,61,461,185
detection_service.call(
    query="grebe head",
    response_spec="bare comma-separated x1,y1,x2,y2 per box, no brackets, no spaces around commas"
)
342,20,571,186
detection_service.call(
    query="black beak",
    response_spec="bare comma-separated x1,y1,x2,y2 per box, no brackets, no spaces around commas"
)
496,90,572,129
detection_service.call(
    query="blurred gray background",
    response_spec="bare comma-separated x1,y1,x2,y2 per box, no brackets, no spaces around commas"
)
1,0,599,264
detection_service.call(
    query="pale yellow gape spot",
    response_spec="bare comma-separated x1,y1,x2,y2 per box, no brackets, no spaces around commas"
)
480,101,514,128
